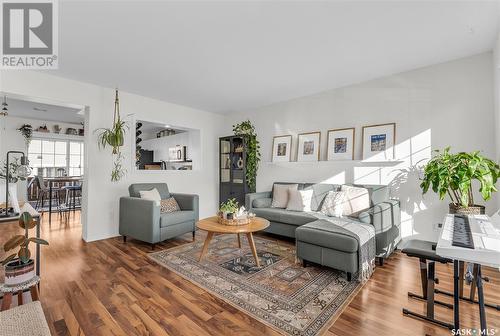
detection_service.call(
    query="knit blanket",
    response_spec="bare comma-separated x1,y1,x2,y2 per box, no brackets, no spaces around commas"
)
310,213,376,282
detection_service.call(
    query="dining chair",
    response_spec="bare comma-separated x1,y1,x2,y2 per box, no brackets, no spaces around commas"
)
33,176,62,212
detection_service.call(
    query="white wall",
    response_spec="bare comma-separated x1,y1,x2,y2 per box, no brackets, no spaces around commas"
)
494,35,500,212
223,52,496,242
0,71,223,242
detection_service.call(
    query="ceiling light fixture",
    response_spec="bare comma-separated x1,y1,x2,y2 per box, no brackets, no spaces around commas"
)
1,96,8,116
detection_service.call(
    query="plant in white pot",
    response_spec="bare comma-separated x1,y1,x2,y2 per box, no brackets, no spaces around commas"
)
1,212,48,285
420,147,500,214
219,198,239,220
0,158,28,214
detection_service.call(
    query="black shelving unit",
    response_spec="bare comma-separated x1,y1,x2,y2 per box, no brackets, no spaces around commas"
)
219,135,252,207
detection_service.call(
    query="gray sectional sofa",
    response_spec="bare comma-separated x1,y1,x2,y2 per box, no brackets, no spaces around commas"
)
246,182,401,279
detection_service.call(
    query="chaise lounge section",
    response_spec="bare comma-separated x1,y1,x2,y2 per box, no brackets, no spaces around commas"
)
246,183,401,278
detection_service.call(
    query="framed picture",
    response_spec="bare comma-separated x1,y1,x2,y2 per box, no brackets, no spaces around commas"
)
362,123,396,160
297,131,321,162
327,127,355,161
272,135,292,162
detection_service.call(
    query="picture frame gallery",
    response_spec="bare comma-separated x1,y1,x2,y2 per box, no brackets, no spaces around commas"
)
271,123,396,162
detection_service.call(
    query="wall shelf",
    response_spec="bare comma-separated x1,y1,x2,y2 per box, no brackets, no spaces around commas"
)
32,131,84,141
264,160,405,167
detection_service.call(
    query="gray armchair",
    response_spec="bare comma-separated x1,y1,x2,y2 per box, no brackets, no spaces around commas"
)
119,183,199,248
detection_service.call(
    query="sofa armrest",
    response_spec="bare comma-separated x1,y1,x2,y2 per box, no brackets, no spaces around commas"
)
119,197,160,243
171,193,199,221
358,199,401,234
245,191,272,212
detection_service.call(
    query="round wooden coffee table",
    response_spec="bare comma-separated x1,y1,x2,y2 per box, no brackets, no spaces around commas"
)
196,216,270,267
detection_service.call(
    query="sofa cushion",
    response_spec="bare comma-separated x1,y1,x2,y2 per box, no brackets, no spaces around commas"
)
253,198,272,208
129,183,171,199
320,191,346,217
139,188,161,205
252,208,317,226
296,220,359,253
160,210,195,227
271,183,298,208
346,184,389,206
160,197,180,213
303,183,340,211
286,189,313,212
341,185,370,216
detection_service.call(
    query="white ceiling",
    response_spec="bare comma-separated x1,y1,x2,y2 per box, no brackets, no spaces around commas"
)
53,1,499,114
2,96,83,124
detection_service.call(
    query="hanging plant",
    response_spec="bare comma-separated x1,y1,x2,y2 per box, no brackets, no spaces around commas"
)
233,120,260,191
17,124,33,146
95,89,128,182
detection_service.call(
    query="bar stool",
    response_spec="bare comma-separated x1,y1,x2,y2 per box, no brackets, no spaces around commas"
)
0,276,40,311
401,240,454,329
62,184,82,213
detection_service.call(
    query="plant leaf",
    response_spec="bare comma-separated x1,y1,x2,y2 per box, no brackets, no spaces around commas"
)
28,237,49,245
3,234,25,251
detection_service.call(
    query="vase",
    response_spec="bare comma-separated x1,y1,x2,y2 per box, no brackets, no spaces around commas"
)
8,183,21,214
4,259,35,286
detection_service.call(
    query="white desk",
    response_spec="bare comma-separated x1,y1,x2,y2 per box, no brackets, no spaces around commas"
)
436,214,500,332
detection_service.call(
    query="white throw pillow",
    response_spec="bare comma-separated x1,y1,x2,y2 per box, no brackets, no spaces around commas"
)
286,189,313,212
271,184,298,208
139,188,161,205
341,185,370,216
320,191,346,217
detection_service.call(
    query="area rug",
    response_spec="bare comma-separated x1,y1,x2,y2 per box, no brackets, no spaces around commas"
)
149,234,362,336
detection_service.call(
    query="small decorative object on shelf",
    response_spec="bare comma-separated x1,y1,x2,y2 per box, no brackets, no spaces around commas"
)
1,211,48,286
237,157,244,168
37,125,49,133
234,144,244,153
421,147,500,215
66,128,77,135
53,124,61,134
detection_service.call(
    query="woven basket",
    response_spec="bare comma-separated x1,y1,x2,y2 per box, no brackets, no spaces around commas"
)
449,203,485,215
217,214,250,226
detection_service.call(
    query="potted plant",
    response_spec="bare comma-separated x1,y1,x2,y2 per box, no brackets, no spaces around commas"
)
233,120,261,192
1,212,48,285
220,198,239,220
17,124,33,146
95,89,127,181
420,147,500,214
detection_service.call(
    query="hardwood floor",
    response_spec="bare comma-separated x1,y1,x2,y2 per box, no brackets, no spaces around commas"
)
0,211,499,335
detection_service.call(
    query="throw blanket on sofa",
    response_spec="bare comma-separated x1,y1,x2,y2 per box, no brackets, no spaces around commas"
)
310,213,376,282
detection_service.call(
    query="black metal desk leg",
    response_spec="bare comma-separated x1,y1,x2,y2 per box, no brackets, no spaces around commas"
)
36,216,40,291
48,182,52,225
453,259,460,330
476,264,487,332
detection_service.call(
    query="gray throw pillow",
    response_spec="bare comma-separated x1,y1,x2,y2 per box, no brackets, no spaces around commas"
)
271,184,298,208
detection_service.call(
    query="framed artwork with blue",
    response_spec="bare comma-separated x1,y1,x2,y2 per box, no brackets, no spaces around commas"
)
362,123,396,161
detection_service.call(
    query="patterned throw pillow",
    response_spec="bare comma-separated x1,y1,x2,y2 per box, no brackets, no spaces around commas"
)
320,191,346,217
160,197,180,213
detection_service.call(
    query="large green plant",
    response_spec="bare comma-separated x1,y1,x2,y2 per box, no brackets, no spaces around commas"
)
420,147,500,207
95,89,127,182
1,212,48,265
233,120,260,191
